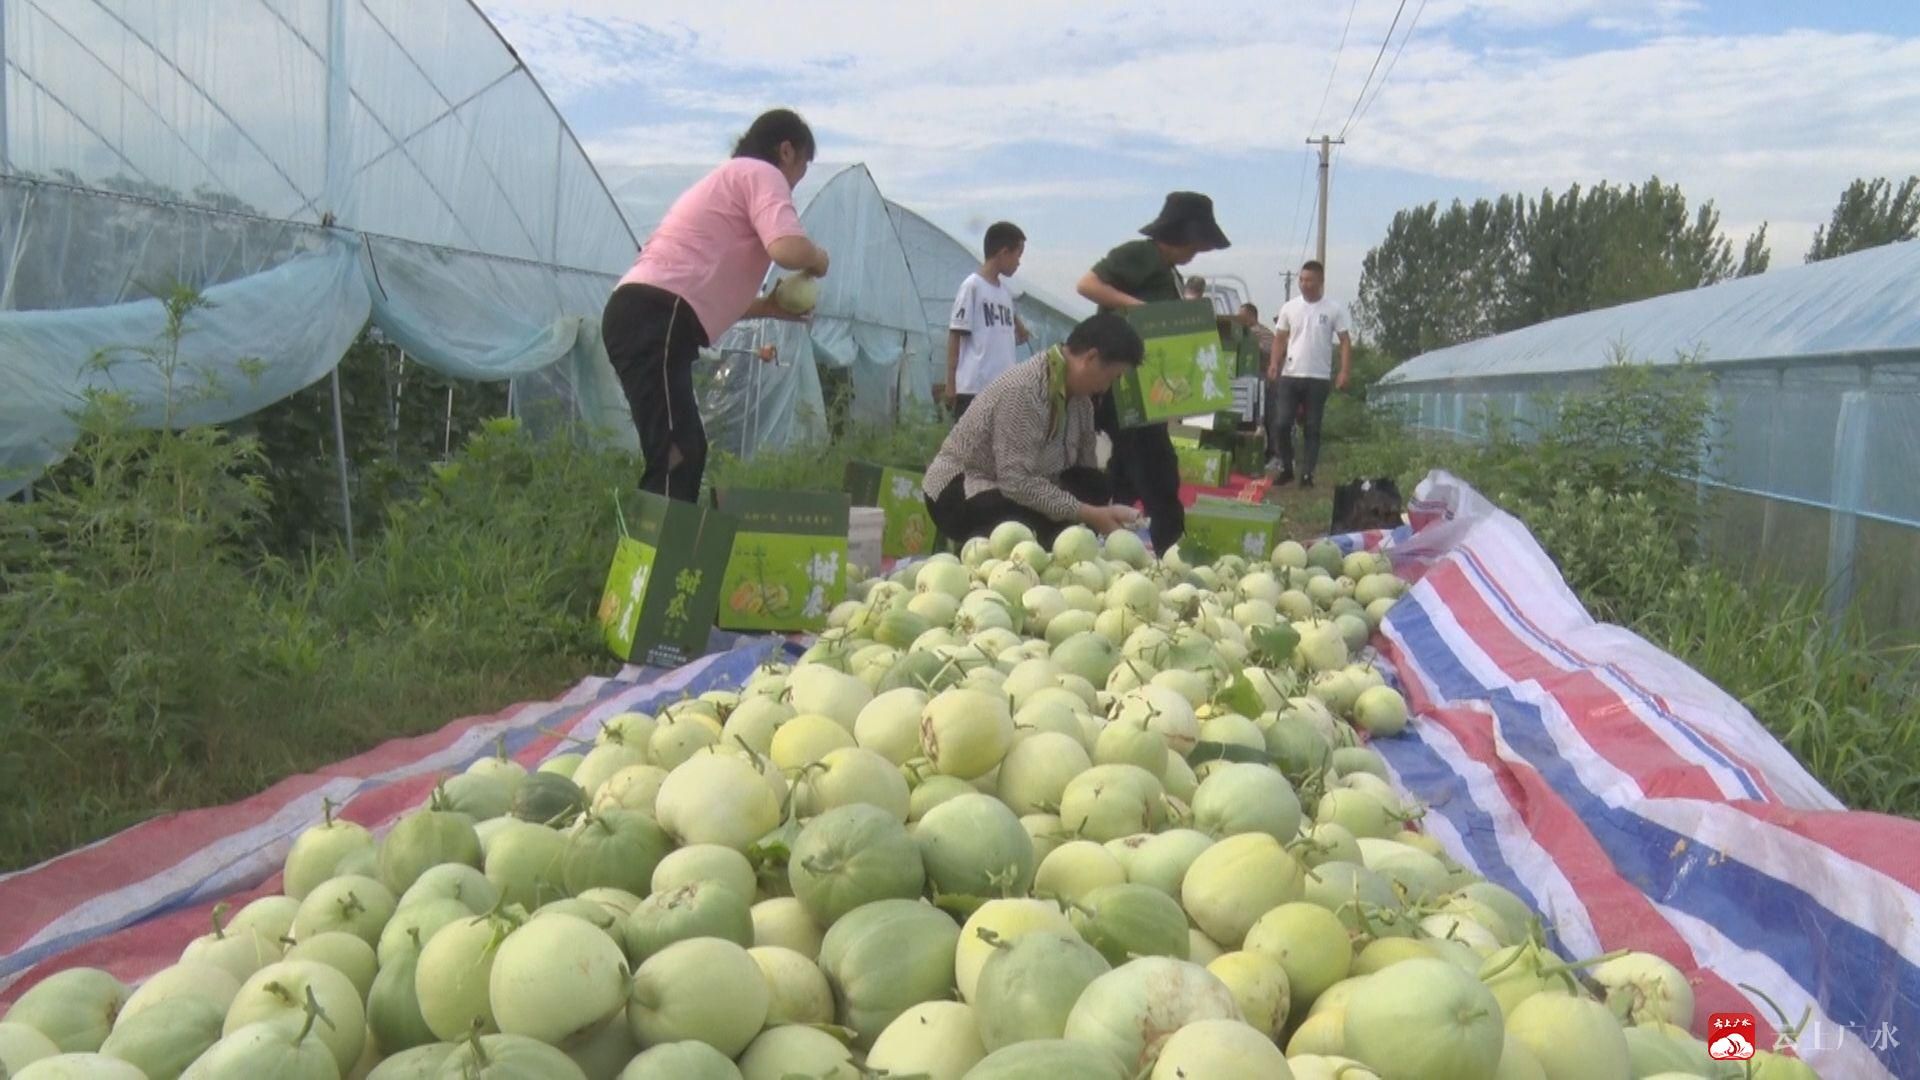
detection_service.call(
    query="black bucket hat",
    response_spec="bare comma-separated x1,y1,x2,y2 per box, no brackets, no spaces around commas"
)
1140,192,1231,251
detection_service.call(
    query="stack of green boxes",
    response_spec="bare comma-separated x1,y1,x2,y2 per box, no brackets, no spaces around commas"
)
597,488,852,666
1168,433,1231,488
1198,424,1266,477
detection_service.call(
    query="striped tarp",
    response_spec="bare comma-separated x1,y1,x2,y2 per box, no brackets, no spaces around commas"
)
3,472,1912,1077
1361,471,1919,1078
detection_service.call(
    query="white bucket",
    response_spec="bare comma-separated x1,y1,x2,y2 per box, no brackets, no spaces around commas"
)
848,507,885,577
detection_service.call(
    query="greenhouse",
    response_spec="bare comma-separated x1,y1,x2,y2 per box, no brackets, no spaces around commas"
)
0,0,637,499
0,0,1079,500
1376,239,1920,635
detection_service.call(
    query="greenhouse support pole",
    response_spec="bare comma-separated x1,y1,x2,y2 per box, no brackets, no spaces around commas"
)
0,0,10,175
390,348,406,456
1827,383,1870,619
444,386,455,456
323,0,349,214
330,367,356,560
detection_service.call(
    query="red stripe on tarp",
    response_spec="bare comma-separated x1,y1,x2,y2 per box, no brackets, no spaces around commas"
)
1421,562,1735,801
0,876,287,1006
0,696,549,958
1449,548,1787,807
1378,632,1781,1049
0,772,330,957
1723,802,1920,896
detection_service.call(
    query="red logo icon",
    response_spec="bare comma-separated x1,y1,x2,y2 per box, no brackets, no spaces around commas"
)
1709,1013,1757,1060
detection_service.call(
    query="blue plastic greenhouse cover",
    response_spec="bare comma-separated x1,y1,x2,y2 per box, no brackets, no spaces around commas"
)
1382,240,1920,386
0,0,636,495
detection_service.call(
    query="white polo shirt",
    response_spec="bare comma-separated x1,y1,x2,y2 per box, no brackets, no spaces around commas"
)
1275,295,1353,380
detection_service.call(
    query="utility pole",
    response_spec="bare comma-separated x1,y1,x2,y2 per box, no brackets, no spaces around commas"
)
1279,271,1296,301
1308,135,1344,266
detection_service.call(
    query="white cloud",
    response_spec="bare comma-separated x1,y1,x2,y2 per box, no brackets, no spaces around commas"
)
904,179,1161,212
1345,30,1920,237
480,1,1920,316
1435,0,1701,34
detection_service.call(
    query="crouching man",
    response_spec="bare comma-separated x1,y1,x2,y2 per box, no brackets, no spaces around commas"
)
924,313,1146,546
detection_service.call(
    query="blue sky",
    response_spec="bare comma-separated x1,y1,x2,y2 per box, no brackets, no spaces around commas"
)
480,0,1920,322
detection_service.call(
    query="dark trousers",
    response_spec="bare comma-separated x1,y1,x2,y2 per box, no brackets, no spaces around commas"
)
604,283,710,502
1273,376,1333,476
1263,376,1285,458
951,394,976,422
1094,393,1185,553
926,467,1112,547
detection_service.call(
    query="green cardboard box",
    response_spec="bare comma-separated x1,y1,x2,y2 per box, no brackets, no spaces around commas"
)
598,491,737,667
1199,419,1241,451
1113,300,1234,428
1174,444,1231,487
1230,431,1266,476
1230,328,1265,378
843,461,937,558
713,489,850,632
1184,496,1285,562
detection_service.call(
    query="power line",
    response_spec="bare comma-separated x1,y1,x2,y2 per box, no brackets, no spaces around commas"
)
1346,0,1429,138
1280,150,1315,271
1286,0,1360,263
1337,0,1409,140
1306,0,1362,138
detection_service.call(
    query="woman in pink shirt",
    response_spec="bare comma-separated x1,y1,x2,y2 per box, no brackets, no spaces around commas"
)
604,109,832,501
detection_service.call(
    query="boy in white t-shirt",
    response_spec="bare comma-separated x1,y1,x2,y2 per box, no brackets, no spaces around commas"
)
942,221,1031,420
1266,259,1352,487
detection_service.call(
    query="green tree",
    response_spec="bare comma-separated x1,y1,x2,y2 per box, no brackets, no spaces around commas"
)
1502,177,1741,330
1806,176,1920,262
1738,223,1772,277
1356,195,1519,359
1357,176,1766,360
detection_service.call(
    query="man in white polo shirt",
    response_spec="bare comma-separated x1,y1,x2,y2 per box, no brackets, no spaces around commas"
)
1267,259,1352,488
942,221,1030,420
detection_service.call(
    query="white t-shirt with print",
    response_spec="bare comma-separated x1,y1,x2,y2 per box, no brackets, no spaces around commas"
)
949,272,1019,395
1275,295,1353,380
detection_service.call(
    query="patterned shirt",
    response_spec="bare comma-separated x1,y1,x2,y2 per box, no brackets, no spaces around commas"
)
923,349,1099,522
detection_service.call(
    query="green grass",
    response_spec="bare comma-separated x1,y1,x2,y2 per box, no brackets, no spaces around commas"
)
704,411,951,496
1635,568,1920,814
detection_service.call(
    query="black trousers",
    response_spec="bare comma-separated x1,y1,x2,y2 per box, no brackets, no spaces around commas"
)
951,394,977,422
604,283,711,502
926,467,1112,547
1094,393,1185,553
1273,376,1333,476
1263,376,1285,459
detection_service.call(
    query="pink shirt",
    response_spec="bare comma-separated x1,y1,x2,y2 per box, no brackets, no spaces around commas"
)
619,158,808,343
